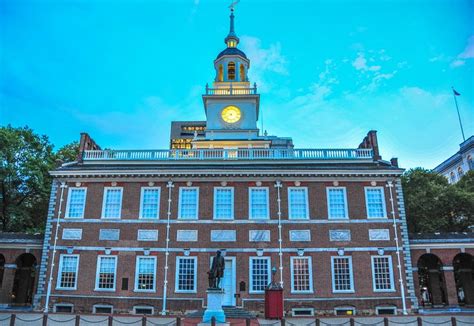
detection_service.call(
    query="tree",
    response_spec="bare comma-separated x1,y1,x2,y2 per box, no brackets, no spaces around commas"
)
0,125,78,233
402,168,474,233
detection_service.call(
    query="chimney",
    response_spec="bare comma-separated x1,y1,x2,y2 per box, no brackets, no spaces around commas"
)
77,133,101,162
358,130,381,161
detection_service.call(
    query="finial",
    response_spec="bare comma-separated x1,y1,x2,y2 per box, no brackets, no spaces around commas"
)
225,1,240,47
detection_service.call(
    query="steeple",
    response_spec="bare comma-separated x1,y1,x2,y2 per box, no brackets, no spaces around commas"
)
224,8,239,48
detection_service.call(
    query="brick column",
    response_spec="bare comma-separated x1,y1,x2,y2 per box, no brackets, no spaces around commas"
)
443,268,458,306
0,265,16,304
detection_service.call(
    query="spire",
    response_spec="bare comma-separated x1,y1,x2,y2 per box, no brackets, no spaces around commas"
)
225,6,239,48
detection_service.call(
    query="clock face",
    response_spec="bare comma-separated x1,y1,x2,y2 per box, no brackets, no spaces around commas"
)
221,105,242,124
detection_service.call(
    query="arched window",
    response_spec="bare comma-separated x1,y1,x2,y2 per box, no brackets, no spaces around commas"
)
450,172,456,183
228,62,236,81
239,64,245,81
458,166,464,179
468,155,473,170
218,65,223,82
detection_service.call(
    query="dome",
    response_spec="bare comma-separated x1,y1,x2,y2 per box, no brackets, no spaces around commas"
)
216,47,247,60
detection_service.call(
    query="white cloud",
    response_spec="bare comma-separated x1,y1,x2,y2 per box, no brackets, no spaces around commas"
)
450,59,465,68
240,35,288,92
450,35,474,68
352,53,368,70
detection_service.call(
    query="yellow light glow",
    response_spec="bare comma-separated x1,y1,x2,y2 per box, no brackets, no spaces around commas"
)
221,105,241,124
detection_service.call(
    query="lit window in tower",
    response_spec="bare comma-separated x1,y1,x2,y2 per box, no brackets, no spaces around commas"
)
228,62,236,80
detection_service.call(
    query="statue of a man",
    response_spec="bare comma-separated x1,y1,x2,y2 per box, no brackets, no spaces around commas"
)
209,250,225,289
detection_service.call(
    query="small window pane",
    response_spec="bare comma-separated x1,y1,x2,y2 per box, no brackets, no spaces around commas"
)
250,188,269,219
214,188,233,219
103,189,122,218
179,188,198,219
140,188,160,219
67,188,86,218
59,256,78,289
250,258,270,292
176,258,196,292
289,188,308,219
366,188,385,218
328,188,347,218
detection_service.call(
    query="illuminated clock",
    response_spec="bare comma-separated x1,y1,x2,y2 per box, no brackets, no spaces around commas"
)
221,105,242,124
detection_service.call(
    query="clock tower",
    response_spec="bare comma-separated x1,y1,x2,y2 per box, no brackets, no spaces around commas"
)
194,7,267,149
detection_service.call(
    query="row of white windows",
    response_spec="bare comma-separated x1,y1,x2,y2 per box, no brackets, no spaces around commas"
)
57,255,395,294
65,186,388,220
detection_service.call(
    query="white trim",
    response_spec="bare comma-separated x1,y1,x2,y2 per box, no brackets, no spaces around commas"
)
94,255,117,291
326,187,349,219
133,305,154,315
213,187,234,220
178,187,199,219
56,254,79,290
291,308,315,317
101,187,123,219
139,187,161,219
57,218,400,224
137,229,159,241
331,256,354,293
65,187,87,219
375,306,397,315
364,187,388,219
134,256,157,292
53,303,74,313
249,187,270,220
288,187,309,219
93,304,114,314
249,256,271,294
371,255,395,292
290,256,313,294
175,256,197,293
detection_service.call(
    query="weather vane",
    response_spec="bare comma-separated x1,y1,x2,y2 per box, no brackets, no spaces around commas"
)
229,0,239,11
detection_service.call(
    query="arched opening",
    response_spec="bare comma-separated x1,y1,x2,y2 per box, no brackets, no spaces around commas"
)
12,253,37,305
458,166,464,179
468,155,473,170
0,254,5,288
418,254,448,306
218,64,223,82
239,64,245,81
228,62,236,81
453,253,474,306
450,172,456,183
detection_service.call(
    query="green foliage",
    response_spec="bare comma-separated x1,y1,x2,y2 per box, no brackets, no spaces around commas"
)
402,168,474,233
0,125,78,233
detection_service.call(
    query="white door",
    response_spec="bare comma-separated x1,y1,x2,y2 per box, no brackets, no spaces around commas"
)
221,257,236,306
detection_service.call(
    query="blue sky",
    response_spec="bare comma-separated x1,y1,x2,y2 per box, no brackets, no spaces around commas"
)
1,0,473,168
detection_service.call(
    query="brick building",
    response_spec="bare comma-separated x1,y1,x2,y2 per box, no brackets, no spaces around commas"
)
28,8,422,317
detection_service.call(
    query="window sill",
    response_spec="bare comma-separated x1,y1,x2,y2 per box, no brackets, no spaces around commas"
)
94,288,116,292
55,287,77,291
134,289,156,293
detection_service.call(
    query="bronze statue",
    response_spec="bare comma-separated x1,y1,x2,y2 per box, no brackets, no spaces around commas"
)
208,250,225,289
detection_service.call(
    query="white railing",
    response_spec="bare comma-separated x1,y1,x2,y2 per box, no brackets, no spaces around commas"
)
82,148,373,161
205,84,258,95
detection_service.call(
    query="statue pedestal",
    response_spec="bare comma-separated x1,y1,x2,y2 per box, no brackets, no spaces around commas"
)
202,288,226,323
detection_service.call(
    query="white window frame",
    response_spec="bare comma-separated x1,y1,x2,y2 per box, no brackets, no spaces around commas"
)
137,230,159,241
139,187,161,219
375,306,397,315
65,187,87,218
288,187,309,219
290,256,313,294
331,256,354,293
335,307,356,316
133,306,154,315
249,256,271,294
56,254,79,290
93,304,114,314
213,187,234,220
371,255,395,292
62,228,83,240
134,256,157,292
94,255,118,291
291,308,315,317
326,187,349,219
101,187,123,219
364,187,388,219
178,187,199,219
249,187,270,220
53,303,74,313
175,256,197,293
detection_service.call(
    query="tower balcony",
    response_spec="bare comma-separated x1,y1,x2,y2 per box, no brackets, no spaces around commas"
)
82,148,374,162
205,83,258,96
